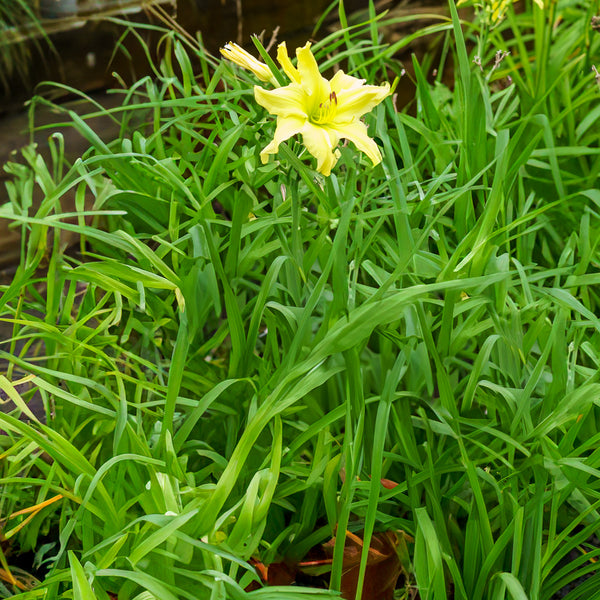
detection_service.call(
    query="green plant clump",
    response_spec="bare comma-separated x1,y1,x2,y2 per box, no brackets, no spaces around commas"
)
1,0,600,598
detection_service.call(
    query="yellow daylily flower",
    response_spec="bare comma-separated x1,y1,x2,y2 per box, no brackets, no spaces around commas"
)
254,42,391,176
490,0,512,22
220,42,278,86
457,0,544,24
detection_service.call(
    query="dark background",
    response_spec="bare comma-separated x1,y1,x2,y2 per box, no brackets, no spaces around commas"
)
1,0,445,111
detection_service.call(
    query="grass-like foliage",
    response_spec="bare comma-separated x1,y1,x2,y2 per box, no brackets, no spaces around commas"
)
1,0,600,598
0,0,50,93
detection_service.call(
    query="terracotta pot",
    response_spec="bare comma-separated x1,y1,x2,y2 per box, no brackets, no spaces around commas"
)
39,0,78,18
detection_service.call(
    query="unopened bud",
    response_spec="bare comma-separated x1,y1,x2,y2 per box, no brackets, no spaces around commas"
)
220,42,278,85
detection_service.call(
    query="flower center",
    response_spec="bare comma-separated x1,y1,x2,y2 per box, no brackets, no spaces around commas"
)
311,91,337,125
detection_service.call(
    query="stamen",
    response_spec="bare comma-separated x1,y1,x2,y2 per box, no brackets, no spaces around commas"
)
312,91,338,124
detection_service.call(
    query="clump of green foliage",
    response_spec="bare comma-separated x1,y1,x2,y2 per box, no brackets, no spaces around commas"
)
1,0,600,598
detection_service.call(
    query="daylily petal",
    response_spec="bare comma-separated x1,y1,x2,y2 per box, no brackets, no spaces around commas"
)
254,85,308,118
301,122,340,176
296,43,330,111
260,115,306,163
330,70,366,93
277,42,301,84
335,83,391,122
328,120,382,166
